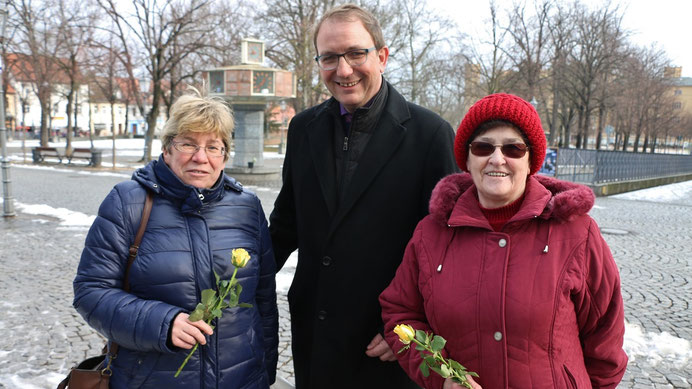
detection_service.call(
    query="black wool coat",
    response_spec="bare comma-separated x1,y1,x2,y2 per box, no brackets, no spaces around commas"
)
269,83,458,389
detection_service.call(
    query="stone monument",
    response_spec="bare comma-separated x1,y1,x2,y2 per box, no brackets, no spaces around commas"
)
203,38,295,181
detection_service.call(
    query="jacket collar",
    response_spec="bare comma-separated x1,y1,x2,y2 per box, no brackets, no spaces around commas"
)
307,81,410,221
430,173,595,228
132,154,228,212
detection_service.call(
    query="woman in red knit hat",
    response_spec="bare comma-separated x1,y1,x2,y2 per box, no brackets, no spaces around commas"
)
380,93,627,389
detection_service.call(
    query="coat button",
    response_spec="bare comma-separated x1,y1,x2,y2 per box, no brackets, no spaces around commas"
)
318,310,327,320
498,239,507,248
322,256,332,266
494,331,503,341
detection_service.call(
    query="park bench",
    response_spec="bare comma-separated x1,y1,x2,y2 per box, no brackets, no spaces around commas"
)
32,147,63,164
67,148,96,166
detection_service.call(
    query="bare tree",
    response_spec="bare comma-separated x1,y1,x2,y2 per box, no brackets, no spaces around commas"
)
383,0,453,105
466,1,511,98
564,2,625,149
54,0,97,155
503,0,550,101
544,0,576,146
98,0,219,162
261,0,336,112
10,0,62,146
89,37,127,167
414,40,470,126
610,45,673,153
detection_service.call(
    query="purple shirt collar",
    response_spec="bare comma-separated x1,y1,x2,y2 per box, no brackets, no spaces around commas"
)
339,92,378,123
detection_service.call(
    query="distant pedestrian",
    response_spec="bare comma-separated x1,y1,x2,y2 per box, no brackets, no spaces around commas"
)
268,3,458,388
73,90,278,388
380,93,628,389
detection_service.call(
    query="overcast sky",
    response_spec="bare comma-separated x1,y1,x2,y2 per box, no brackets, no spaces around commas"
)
429,0,692,77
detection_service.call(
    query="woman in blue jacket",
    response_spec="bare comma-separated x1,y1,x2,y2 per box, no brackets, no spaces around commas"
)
73,91,278,388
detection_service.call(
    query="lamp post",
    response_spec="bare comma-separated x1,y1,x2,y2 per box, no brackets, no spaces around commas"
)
0,0,15,217
20,86,28,163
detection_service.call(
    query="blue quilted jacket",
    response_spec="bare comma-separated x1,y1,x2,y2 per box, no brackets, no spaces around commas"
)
73,156,278,388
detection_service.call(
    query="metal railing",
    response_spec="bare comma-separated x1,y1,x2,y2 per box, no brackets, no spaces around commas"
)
552,148,692,185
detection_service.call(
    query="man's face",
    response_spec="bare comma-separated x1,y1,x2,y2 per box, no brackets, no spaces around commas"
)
315,18,389,113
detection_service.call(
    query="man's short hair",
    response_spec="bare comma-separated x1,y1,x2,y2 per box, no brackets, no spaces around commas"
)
312,3,386,52
161,88,234,162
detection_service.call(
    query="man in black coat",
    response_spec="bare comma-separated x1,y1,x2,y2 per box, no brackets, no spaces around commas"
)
269,4,458,388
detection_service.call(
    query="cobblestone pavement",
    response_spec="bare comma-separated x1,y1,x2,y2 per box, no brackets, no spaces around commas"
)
590,196,692,389
0,158,690,388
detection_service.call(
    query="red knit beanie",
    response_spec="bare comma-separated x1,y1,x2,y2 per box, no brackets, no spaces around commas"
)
454,93,547,175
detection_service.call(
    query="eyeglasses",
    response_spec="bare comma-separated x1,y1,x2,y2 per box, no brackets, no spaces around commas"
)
314,47,377,71
171,141,226,158
469,141,529,159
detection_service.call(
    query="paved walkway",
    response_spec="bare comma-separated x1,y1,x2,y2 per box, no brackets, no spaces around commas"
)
0,154,690,388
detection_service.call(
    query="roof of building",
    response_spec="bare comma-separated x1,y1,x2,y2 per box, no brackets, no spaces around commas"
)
6,53,80,84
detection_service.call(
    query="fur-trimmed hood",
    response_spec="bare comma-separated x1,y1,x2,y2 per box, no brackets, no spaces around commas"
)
429,173,595,225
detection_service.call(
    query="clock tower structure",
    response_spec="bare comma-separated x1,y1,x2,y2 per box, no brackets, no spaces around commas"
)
203,39,295,177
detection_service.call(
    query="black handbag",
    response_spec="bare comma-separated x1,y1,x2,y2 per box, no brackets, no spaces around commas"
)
57,191,154,389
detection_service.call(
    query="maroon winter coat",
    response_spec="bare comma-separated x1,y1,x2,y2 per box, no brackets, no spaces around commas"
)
380,173,627,389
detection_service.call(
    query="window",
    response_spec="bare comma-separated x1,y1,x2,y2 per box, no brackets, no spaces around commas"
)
673,102,682,109
674,89,682,95
210,71,224,93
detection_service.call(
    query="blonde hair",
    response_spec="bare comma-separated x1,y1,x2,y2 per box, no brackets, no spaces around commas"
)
161,89,234,161
313,3,386,52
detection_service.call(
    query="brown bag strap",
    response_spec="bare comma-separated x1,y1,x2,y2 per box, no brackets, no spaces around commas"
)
109,190,154,359
123,190,154,292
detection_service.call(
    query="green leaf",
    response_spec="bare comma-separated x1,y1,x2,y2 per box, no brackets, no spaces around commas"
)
211,308,222,318
415,330,427,342
237,303,253,308
448,359,465,372
430,365,445,377
236,283,243,295
214,271,220,285
423,356,436,368
188,307,205,322
415,343,425,351
419,361,429,377
228,291,239,306
201,289,217,306
220,280,230,289
431,335,447,352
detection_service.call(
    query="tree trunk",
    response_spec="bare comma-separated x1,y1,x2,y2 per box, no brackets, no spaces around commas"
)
40,100,50,146
595,105,605,150
65,86,75,155
143,100,160,163
111,102,116,168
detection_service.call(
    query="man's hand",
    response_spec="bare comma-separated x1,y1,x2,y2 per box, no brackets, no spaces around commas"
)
171,313,214,349
365,333,397,361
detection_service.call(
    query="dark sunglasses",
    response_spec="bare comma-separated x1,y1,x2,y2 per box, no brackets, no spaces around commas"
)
469,141,529,158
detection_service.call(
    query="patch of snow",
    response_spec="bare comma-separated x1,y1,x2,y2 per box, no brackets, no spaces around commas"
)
624,322,691,369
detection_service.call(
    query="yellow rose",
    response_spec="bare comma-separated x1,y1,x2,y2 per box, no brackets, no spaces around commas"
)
231,248,251,268
393,324,416,345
